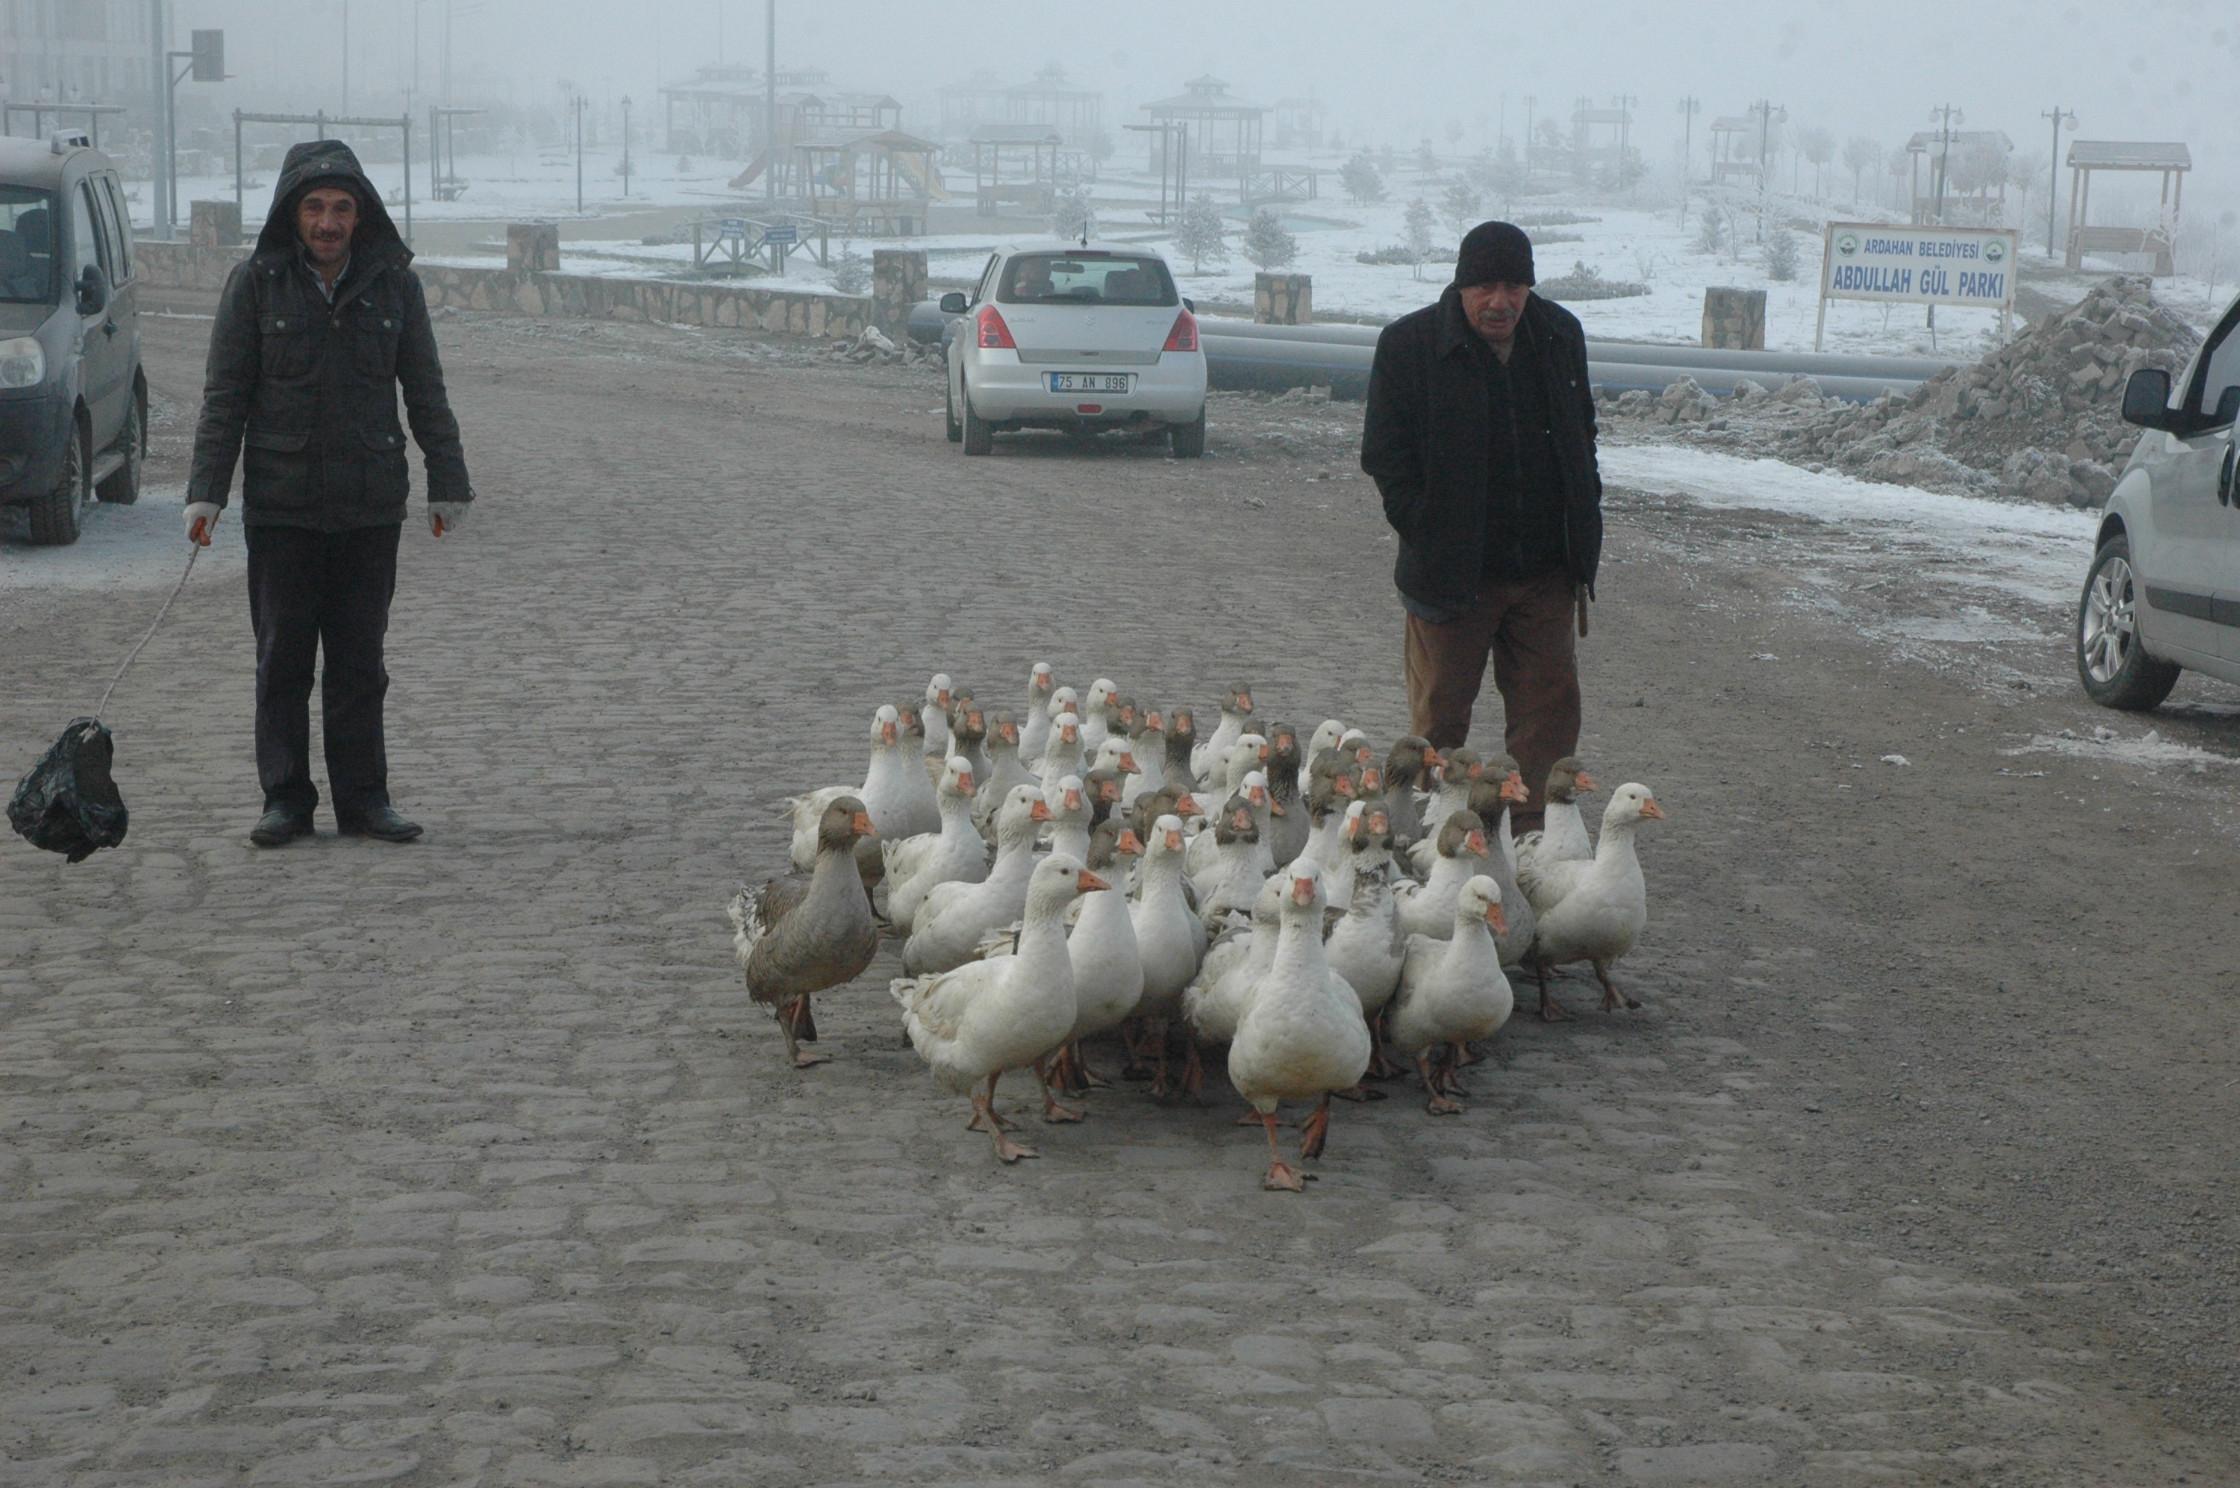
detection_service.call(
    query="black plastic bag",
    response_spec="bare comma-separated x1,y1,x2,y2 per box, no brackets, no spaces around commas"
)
8,717,129,862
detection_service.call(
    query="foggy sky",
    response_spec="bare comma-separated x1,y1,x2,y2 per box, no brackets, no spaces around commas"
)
162,0,2234,200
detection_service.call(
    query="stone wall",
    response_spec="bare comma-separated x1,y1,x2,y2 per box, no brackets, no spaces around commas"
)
187,200,242,248
1701,287,1766,351
131,239,872,340
870,250,927,341
506,223,560,274
1255,272,1313,325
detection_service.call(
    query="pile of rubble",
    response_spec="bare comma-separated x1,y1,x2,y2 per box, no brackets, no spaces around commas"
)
825,326,939,366
1783,275,2198,506
1604,276,2202,509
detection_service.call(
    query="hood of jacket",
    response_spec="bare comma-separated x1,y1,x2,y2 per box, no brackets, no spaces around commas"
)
253,139,409,272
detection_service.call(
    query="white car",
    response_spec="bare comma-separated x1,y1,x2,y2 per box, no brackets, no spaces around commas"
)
941,243,1207,458
2079,327,2240,708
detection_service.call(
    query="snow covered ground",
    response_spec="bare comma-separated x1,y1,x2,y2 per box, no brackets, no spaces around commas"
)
150,147,2201,356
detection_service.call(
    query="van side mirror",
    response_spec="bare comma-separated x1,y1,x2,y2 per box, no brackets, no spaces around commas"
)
2213,384,2240,429
75,263,108,317
938,292,968,314
2120,368,2171,431
1182,296,1195,312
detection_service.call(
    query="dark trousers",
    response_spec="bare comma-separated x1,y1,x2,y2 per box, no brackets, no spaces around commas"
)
1403,569,1581,834
245,523,401,817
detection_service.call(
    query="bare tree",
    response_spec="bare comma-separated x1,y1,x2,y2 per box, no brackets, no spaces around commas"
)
1841,136,1880,204
1800,127,1835,198
2009,150,2047,232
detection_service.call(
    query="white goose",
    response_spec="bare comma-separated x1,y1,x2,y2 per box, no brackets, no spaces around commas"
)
892,854,1107,1162
1228,861,1373,1191
1120,707,1167,808
1041,773,1093,863
1051,817,1146,1094
1037,711,1087,800
1189,793,1266,931
1016,661,1058,767
1522,782,1665,1019
1387,875,1513,1113
904,785,1051,975
1127,811,1209,1100
1191,682,1257,782
1325,803,1407,1034
974,712,1033,833
1181,873,1284,1053
883,757,990,936
786,704,920,871
1079,677,1119,753
1183,741,1268,876
1396,809,1493,940
1413,746,1484,855
920,673,956,761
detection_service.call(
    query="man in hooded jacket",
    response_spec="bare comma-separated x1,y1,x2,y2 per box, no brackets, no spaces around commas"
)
1360,220,1602,835
184,140,472,846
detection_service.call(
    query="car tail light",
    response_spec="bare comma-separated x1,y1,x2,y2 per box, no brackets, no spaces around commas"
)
976,306,1016,350
1163,310,1199,352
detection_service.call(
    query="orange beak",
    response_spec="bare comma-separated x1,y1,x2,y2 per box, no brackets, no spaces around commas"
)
1361,768,1382,791
1249,785,1267,806
1641,798,1667,820
1077,869,1110,893
1231,808,1253,830
1000,723,1019,744
1291,876,1316,905
1120,751,1138,772
850,811,875,837
936,689,951,707
880,723,898,745
1501,772,1528,804
1173,793,1201,815
1257,742,1270,762
1064,787,1083,811
1061,724,1079,744
1164,828,1184,852
1422,746,1443,769
1465,830,1488,856
1575,770,1599,793
1466,760,1485,780
1238,693,1254,711
1335,777,1355,798
1146,712,1163,730
957,773,978,797
1117,829,1144,855
1269,799,1287,817
1486,902,1508,934
967,711,984,730
1030,799,1053,822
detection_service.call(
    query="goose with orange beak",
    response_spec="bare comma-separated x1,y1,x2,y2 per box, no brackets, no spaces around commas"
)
1388,876,1514,1114
1228,862,1373,1191
1127,811,1210,1100
1522,783,1666,1019
730,796,880,1070
893,855,1108,1159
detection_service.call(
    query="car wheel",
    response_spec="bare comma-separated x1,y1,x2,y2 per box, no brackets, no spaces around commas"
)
96,388,145,504
944,369,962,443
1169,408,1206,459
961,376,992,456
26,416,88,546
2076,533,2181,710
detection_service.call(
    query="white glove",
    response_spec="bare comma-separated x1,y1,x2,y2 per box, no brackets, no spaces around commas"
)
184,501,221,546
429,501,468,537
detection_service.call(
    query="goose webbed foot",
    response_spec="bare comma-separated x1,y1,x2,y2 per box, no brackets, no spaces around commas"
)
1533,964,1575,1021
1298,1095,1336,1159
1032,1057,1087,1123
1594,961,1642,1012
779,1000,829,1068
1257,1110,1310,1191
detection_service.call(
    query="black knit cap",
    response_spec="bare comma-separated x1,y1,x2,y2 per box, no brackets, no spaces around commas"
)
1453,220,1535,288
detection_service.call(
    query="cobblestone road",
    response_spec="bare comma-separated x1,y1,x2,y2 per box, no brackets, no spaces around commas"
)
3,307,2235,1486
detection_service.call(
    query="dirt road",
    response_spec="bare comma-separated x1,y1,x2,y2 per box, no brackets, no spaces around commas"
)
3,300,2235,1486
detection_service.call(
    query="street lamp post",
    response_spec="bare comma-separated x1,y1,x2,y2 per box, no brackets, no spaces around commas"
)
1751,99,1785,242
574,94,585,213
2041,104,2076,257
621,95,632,197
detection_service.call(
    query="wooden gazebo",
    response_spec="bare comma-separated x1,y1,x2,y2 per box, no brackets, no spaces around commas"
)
967,124,1062,218
792,127,944,235
1708,116,1755,183
2065,140,2190,274
1141,75,1264,178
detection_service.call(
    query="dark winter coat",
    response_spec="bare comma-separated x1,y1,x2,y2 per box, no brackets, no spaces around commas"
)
1360,288,1603,614
186,140,470,530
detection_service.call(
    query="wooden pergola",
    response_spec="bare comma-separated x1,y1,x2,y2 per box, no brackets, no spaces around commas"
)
1904,129,2012,223
967,123,1062,217
1141,75,1264,178
1708,116,1755,183
792,127,944,235
2065,140,2190,274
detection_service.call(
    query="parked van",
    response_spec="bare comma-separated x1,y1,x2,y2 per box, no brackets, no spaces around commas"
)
0,131,145,544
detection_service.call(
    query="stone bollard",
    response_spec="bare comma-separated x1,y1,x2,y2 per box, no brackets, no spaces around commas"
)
1701,286,1767,350
1254,272,1313,325
506,223,561,275
188,199,242,248
871,248,928,340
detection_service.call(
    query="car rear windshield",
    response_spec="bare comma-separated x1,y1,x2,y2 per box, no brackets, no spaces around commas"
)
998,252,1178,308
0,186,56,304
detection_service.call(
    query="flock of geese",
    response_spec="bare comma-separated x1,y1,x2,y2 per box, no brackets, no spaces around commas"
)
729,664,1664,1191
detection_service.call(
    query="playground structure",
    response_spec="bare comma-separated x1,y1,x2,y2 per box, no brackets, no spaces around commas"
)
788,128,944,236
965,124,1063,218
2064,140,2189,276
1140,76,1264,179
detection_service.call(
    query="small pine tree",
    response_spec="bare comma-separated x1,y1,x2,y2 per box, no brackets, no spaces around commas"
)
1340,153,1385,206
1403,198,1436,279
1764,228,1800,282
1174,192,1229,273
1416,139,1439,175
1439,175,1482,238
1243,208,1298,270
831,243,870,294
1695,203,1727,257
1050,182,1094,241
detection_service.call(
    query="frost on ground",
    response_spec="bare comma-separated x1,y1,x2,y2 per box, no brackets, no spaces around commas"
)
2014,725,2238,771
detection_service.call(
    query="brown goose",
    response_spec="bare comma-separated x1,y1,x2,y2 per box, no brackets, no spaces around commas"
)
728,796,880,1069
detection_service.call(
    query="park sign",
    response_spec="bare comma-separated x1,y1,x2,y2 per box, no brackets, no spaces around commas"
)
1814,220,2019,349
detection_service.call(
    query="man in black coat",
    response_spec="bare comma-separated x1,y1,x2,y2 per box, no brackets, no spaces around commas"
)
1359,220,1603,833
183,140,473,847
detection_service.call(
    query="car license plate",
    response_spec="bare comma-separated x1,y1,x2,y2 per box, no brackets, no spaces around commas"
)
1047,373,1131,393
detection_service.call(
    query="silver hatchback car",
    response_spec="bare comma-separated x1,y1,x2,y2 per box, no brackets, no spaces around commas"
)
940,243,1207,457
2079,319,2240,708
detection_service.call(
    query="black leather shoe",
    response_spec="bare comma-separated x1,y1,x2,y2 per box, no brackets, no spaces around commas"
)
249,806,314,847
337,803,423,842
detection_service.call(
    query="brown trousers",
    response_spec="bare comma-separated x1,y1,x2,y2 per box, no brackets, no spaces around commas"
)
1403,570,1581,834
